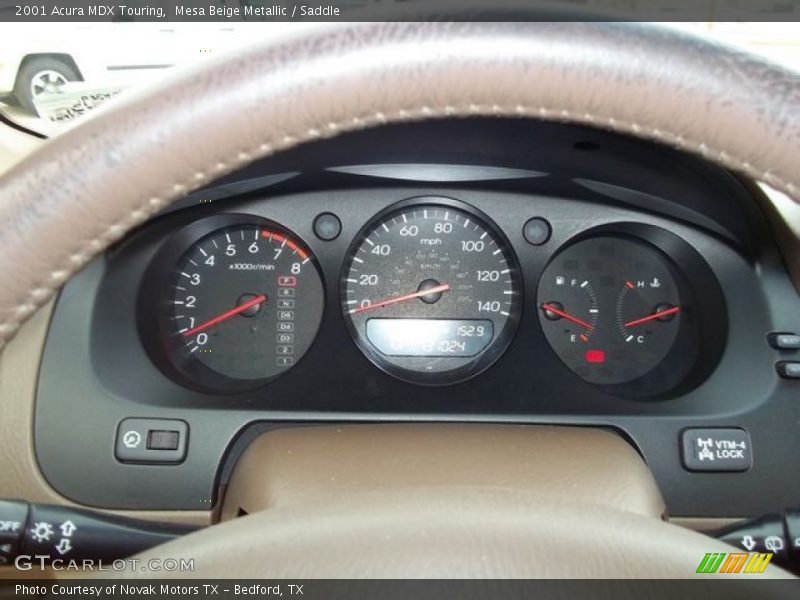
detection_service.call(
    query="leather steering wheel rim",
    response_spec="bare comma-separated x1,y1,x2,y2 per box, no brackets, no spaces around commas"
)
0,22,798,349
118,488,792,579
0,22,798,578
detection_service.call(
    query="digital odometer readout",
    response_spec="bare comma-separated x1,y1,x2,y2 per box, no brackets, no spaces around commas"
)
366,319,494,357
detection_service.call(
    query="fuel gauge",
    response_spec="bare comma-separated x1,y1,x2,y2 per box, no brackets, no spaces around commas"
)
537,234,695,390
540,279,599,344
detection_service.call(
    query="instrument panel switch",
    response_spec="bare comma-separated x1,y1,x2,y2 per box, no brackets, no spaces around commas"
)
768,332,800,350
115,418,188,464
681,428,752,472
776,362,800,379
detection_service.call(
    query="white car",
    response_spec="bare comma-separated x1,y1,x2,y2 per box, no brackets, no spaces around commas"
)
0,22,266,114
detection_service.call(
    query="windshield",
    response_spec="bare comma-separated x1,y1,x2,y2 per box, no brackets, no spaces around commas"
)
0,21,798,138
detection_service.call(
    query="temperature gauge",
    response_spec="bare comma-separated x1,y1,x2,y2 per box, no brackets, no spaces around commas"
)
537,234,695,390
617,279,681,349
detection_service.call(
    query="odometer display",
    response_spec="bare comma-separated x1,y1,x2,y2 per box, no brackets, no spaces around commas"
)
366,319,494,357
341,199,521,384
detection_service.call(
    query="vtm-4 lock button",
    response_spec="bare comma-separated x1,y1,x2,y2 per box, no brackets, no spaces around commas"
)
681,428,752,472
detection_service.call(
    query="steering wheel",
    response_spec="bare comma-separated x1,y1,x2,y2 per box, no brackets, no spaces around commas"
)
0,22,798,578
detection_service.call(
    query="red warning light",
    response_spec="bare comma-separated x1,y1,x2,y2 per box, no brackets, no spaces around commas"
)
585,349,605,364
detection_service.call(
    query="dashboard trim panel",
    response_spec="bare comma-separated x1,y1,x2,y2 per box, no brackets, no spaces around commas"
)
34,184,800,517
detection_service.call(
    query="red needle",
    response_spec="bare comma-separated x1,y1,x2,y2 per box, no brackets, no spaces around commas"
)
541,303,594,331
352,283,450,314
181,294,267,337
624,306,681,328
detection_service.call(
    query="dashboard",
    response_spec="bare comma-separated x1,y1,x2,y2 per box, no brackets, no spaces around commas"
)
33,119,800,519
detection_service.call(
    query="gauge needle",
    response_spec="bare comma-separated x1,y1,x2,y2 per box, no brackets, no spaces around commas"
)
624,306,681,328
540,303,594,331
352,283,451,314
181,294,267,337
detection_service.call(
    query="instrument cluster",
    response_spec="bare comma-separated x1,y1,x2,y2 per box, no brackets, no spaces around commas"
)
136,195,727,400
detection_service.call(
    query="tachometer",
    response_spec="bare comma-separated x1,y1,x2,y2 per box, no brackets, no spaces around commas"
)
141,216,324,393
341,198,521,385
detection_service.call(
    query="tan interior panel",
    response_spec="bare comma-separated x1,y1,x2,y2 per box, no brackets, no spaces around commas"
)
220,423,666,521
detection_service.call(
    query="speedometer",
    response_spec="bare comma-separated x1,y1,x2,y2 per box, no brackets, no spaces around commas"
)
341,198,521,385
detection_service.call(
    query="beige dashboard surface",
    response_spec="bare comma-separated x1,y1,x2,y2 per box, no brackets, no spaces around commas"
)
220,423,666,520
